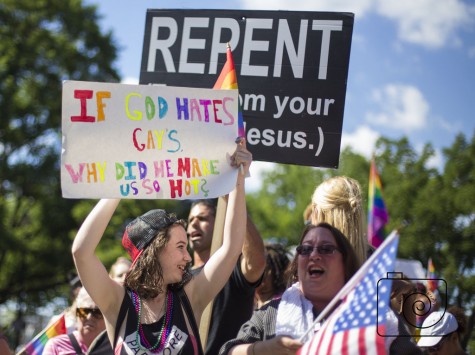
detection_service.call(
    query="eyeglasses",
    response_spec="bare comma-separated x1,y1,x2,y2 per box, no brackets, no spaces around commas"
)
76,307,103,320
296,244,340,256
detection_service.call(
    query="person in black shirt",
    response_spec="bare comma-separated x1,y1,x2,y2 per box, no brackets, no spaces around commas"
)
72,140,252,355
188,196,266,354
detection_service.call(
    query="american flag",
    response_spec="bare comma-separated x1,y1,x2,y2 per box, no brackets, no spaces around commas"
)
298,230,399,355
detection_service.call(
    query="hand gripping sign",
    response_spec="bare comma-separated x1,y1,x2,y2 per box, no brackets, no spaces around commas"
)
61,80,239,200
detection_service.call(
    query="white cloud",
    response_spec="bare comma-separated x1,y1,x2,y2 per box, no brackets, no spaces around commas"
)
436,116,463,134
426,149,444,171
239,0,374,17
415,143,444,171
469,47,475,59
247,161,276,192
341,125,380,158
365,84,429,132
121,76,139,84
238,0,475,49
375,0,475,49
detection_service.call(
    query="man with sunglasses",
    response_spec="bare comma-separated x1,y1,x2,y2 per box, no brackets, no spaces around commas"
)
44,287,105,355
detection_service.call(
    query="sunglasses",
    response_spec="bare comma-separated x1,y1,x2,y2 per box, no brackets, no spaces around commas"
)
76,307,103,320
296,244,340,256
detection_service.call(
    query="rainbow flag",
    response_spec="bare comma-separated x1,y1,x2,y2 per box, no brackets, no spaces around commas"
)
20,313,66,355
426,258,439,292
213,44,245,138
368,158,389,248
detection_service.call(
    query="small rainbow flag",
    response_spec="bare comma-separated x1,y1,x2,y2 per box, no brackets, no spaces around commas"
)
426,258,439,292
368,158,389,248
20,313,66,355
213,44,245,138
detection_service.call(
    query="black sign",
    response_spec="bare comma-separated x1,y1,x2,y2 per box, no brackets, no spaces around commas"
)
140,9,354,168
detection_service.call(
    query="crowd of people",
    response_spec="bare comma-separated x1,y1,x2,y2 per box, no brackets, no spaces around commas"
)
11,139,469,355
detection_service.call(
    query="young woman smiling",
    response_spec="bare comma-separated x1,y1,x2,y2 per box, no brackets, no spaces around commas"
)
72,140,252,355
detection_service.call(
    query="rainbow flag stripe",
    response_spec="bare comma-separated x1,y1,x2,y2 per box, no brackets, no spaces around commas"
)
213,45,245,138
426,258,438,291
22,313,66,355
368,159,389,248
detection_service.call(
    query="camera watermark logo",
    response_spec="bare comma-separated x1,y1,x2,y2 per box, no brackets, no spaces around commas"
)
377,272,447,337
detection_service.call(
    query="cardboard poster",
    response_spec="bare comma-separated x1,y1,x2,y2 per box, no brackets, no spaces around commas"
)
61,80,239,199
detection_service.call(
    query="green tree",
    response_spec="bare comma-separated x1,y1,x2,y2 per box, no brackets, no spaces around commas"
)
376,133,475,351
0,0,120,338
247,147,370,244
372,136,439,257
439,132,475,350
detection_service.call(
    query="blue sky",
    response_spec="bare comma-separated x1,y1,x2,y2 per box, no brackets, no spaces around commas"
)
86,0,475,189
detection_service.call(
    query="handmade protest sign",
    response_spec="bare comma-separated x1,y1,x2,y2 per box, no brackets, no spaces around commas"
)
61,80,239,199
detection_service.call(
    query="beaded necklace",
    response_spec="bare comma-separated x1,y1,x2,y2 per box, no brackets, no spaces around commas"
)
131,289,174,353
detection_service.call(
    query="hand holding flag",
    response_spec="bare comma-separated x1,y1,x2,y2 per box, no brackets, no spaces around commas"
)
298,230,400,354
213,43,246,175
18,313,66,355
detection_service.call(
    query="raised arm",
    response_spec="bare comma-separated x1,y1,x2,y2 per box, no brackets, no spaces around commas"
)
71,199,124,326
186,139,251,318
241,215,266,283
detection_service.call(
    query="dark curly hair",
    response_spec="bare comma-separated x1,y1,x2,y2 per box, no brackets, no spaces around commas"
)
124,219,192,299
190,199,218,218
447,305,468,336
264,243,291,296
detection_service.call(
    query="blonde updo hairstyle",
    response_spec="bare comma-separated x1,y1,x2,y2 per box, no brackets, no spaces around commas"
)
311,176,367,264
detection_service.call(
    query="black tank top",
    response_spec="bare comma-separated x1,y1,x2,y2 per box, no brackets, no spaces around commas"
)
115,289,203,355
